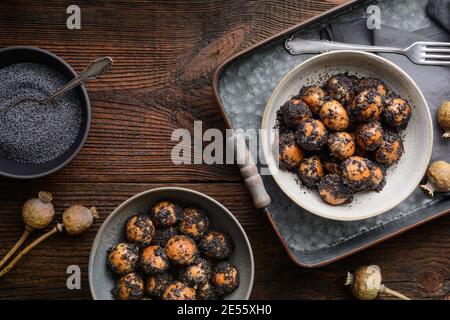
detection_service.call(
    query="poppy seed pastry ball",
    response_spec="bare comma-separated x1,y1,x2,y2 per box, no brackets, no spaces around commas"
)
179,207,209,240
152,226,178,247
382,97,411,129
107,243,139,275
300,85,325,115
150,201,179,227
295,118,328,151
114,272,144,300
211,261,240,295
341,156,372,189
370,163,386,191
196,281,218,300
298,156,324,188
165,235,198,265
325,74,355,106
320,100,350,131
352,90,383,122
139,245,170,274
278,132,304,171
327,132,355,160
179,257,212,287
146,273,173,298
358,77,388,96
355,121,384,151
125,215,155,246
280,98,312,128
375,133,404,166
318,174,353,205
198,231,234,260
163,281,196,300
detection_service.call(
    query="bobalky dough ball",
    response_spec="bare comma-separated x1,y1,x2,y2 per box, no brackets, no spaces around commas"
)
163,281,196,300
370,163,385,191
298,156,324,187
318,174,353,205
152,226,178,247
108,243,139,275
325,73,355,106
196,281,218,300
211,261,240,295
295,118,328,151
150,200,179,227
114,272,144,300
358,77,388,96
341,156,372,189
300,85,325,115
146,273,173,298
179,257,212,287
179,207,209,240
280,98,312,128
126,214,155,246
327,132,355,160
382,97,411,129
355,121,384,151
198,231,234,260
352,90,383,122
139,245,170,274
320,100,350,131
374,132,404,166
165,235,198,265
279,132,304,171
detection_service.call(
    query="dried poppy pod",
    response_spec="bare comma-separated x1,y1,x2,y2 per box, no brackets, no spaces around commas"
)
327,132,355,160
420,161,450,197
298,156,324,187
374,133,404,166
114,272,145,300
280,98,312,128
295,118,328,151
318,174,353,205
341,156,372,189
382,97,411,129
163,281,196,300
108,243,140,275
437,101,450,138
352,90,383,122
345,265,410,300
355,121,384,151
300,85,325,115
0,191,54,270
278,132,304,171
325,73,355,106
358,77,388,96
320,100,350,131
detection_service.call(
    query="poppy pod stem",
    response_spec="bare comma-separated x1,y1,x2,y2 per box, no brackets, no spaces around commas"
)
0,228,32,269
0,223,63,279
380,285,411,300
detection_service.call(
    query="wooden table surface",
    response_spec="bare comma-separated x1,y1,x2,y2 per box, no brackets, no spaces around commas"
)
0,0,448,300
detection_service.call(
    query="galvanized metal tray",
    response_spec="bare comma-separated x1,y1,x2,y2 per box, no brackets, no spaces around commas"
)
212,0,450,267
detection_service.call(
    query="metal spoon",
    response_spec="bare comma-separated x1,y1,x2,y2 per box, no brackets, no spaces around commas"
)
11,56,113,107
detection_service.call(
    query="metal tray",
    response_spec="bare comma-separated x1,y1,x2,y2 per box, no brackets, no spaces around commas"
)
212,0,450,267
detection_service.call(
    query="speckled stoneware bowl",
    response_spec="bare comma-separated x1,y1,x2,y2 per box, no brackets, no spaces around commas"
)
89,187,254,300
261,50,433,221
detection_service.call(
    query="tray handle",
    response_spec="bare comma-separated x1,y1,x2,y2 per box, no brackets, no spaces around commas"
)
228,134,271,209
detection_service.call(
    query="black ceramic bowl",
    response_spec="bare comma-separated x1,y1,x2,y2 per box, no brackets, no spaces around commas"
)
0,46,91,179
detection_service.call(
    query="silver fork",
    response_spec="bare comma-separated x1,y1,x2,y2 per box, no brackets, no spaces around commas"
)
285,38,450,66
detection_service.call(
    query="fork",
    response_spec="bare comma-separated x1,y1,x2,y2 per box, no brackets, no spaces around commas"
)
285,38,450,66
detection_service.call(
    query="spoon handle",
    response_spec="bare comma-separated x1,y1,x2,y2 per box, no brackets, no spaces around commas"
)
43,57,113,104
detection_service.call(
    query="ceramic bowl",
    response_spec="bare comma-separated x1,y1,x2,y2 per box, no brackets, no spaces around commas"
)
0,46,91,179
89,187,254,300
261,51,433,221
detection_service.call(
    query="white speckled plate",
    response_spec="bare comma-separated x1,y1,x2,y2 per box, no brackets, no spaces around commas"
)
261,51,433,221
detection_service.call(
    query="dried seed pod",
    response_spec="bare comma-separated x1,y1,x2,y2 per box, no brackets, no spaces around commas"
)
0,191,55,270
420,161,450,197
0,204,98,278
345,265,411,300
438,101,450,138
62,205,98,235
